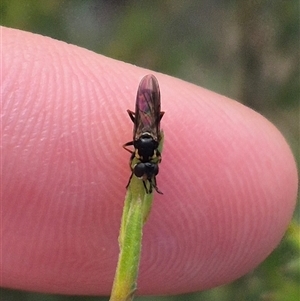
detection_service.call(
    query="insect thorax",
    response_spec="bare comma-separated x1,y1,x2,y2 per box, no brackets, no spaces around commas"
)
134,133,159,162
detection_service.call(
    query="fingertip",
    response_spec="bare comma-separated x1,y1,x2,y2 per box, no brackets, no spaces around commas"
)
2,27,298,295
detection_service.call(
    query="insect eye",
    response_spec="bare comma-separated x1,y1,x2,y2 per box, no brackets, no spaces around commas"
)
133,163,146,178
144,163,159,176
152,164,159,176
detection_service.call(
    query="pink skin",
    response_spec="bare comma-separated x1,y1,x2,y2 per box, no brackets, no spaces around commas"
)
1,27,298,296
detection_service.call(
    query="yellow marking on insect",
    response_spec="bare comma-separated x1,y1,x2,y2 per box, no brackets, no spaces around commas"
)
135,150,141,159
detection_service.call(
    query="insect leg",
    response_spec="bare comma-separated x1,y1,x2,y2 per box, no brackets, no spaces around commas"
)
127,110,135,123
159,111,165,121
143,180,150,194
123,140,134,153
153,177,163,194
126,172,133,189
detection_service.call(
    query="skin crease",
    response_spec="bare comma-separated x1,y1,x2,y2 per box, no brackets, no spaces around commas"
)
1,27,298,296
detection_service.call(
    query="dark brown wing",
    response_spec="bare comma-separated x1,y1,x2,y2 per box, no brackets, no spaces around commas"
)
133,74,164,141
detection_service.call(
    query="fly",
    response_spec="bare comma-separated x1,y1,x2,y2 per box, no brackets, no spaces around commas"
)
123,74,164,194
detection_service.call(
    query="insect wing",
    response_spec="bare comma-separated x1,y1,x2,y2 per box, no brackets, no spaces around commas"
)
133,75,163,141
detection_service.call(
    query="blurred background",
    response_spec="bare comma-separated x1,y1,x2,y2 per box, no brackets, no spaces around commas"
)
1,0,299,300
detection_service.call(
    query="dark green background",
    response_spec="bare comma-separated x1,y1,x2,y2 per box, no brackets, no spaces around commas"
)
1,1,299,300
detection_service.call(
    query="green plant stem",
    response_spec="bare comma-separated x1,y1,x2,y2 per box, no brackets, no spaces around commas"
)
110,176,152,301
110,132,163,301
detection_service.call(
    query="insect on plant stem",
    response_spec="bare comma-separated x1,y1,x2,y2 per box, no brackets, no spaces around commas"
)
110,75,165,301
123,74,164,194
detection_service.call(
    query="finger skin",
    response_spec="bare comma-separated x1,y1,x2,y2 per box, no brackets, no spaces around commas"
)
1,27,298,295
